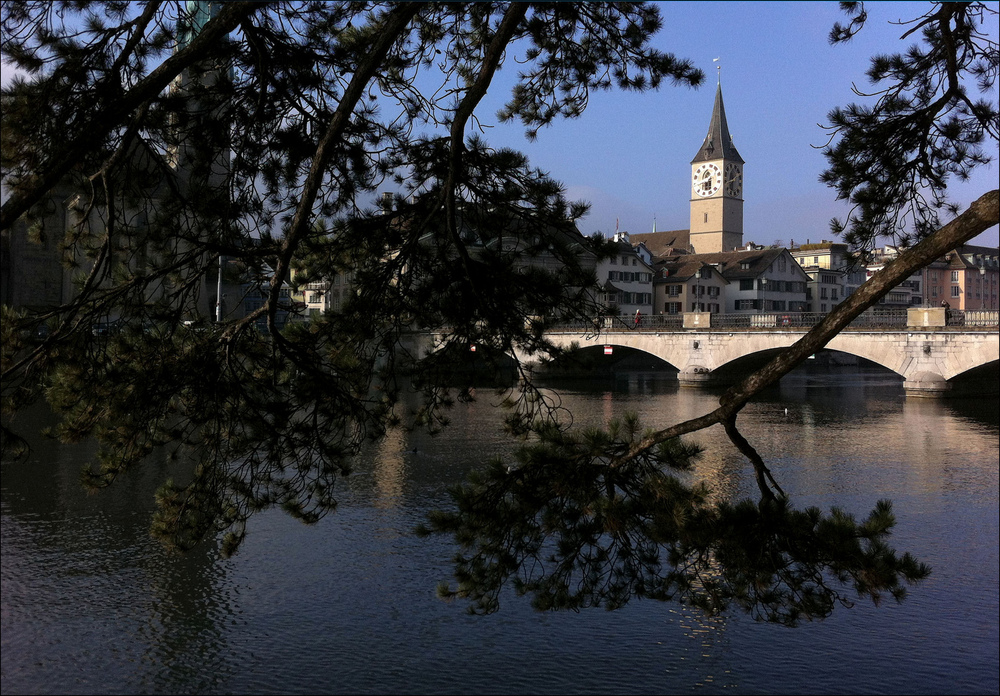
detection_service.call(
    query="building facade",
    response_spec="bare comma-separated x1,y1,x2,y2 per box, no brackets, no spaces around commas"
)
652,246,809,314
653,258,728,315
917,244,999,310
596,231,654,316
790,241,867,313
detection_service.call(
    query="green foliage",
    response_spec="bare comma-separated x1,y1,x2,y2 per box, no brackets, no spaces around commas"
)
1,2,701,554
419,415,930,623
821,1,998,251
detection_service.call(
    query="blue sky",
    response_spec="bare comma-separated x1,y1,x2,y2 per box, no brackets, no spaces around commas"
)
469,1,999,248
3,1,997,247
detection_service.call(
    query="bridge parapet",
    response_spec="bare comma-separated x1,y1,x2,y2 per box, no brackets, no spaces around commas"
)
552,309,998,333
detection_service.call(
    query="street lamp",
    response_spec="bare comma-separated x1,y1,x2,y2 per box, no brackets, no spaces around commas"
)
216,254,225,322
981,265,987,310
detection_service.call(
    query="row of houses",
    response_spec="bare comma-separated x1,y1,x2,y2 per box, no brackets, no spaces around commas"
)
283,220,998,327
576,230,999,320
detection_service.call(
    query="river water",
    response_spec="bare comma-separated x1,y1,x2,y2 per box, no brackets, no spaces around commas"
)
2,365,998,695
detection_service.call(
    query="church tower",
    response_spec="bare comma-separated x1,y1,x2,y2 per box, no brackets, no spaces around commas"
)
689,82,744,253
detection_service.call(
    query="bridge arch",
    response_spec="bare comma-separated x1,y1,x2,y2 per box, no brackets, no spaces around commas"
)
494,325,999,398
947,359,1000,397
543,341,681,374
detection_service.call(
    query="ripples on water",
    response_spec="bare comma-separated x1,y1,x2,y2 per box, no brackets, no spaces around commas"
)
2,366,998,695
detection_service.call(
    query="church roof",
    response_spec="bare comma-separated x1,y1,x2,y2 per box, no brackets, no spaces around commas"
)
654,258,730,284
656,248,795,281
691,82,744,165
628,229,691,256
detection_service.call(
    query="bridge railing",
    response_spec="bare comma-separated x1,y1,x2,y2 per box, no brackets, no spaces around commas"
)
548,308,997,332
959,309,1000,327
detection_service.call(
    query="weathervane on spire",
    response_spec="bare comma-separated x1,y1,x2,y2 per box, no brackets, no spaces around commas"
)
713,57,721,84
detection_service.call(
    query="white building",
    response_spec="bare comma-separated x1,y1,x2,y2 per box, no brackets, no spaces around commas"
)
595,231,654,317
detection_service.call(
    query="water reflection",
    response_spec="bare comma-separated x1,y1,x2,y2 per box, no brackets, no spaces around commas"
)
1,404,237,694
374,426,407,508
2,369,998,695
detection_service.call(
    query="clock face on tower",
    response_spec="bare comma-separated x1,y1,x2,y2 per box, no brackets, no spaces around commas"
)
725,163,743,197
693,163,723,197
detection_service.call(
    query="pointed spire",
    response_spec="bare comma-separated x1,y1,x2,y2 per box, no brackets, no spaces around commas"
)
691,82,744,164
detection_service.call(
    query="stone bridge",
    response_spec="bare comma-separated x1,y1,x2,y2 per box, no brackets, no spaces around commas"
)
408,309,998,397
536,324,998,397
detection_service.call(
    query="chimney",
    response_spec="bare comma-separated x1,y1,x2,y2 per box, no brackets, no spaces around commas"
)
380,192,393,212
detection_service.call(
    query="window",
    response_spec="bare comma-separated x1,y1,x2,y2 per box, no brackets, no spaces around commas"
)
632,259,637,266
740,262,751,270
831,289,838,300
708,286,720,297
703,213,708,223
951,270,959,282
951,286,961,298
709,303,720,314
735,299,759,310
665,302,681,314
740,279,754,291
668,284,682,297
813,256,819,264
